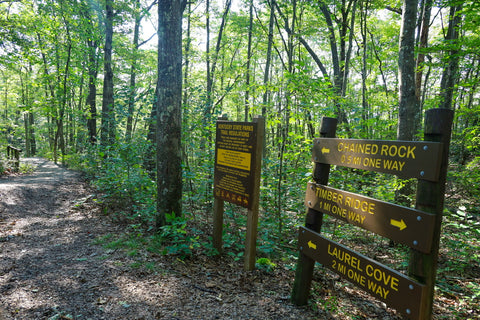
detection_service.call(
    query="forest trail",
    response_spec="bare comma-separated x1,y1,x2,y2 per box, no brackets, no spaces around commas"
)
0,158,321,320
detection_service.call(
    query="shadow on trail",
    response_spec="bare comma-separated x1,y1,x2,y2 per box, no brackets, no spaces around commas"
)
1,158,336,320
0,158,185,319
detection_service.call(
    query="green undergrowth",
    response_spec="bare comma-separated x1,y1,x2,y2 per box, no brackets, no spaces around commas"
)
72,138,478,318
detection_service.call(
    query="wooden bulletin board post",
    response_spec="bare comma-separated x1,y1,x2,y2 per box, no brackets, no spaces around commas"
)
244,115,265,271
291,117,337,305
212,115,265,271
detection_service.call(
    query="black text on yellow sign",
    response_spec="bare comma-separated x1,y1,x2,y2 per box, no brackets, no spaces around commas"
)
304,183,436,253
298,226,426,320
214,120,258,210
217,148,252,171
312,138,443,181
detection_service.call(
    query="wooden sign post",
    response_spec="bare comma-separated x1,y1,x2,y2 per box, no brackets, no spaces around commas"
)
212,115,264,271
291,116,337,305
7,145,21,172
292,109,453,320
409,109,454,319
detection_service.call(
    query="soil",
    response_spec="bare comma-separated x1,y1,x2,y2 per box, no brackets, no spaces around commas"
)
0,158,475,320
0,158,324,320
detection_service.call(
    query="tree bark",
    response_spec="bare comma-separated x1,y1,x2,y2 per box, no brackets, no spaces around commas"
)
415,0,433,134
155,0,184,227
80,0,100,145
439,4,463,110
244,0,253,121
86,38,98,145
101,0,115,147
397,0,418,141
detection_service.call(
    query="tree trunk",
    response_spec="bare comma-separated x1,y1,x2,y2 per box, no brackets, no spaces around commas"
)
262,0,275,119
155,0,184,227
24,112,31,157
101,0,115,147
395,0,419,210
183,1,192,108
244,0,253,121
360,0,369,138
415,0,433,133
86,38,98,144
125,15,139,143
29,112,36,155
397,0,418,141
438,4,463,110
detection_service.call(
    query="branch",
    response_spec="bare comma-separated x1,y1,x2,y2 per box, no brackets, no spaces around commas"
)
273,1,329,79
386,5,401,15
138,32,156,48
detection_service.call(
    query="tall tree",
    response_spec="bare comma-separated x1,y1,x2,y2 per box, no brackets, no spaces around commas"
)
397,0,418,141
78,0,101,145
415,0,433,121
101,0,115,147
155,0,185,227
438,3,463,110
244,0,253,121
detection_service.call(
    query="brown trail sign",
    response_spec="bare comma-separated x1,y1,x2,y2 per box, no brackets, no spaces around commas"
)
298,226,427,319
212,116,264,271
291,109,454,320
214,120,258,209
305,183,436,253
312,138,443,181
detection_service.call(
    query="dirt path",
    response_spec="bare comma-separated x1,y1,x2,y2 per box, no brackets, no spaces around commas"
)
0,158,324,320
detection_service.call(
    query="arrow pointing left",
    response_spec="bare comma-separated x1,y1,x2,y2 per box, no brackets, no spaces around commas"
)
308,240,317,250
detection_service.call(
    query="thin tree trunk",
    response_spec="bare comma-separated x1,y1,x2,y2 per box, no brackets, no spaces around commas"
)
415,0,433,133
244,0,253,121
125,6,140,142
360,0,369,137
86,38,98,144
397,0,418,141
29,112,36,155
262,0,275,119
183,1,192,107
101,0,115,147
439,4,463,110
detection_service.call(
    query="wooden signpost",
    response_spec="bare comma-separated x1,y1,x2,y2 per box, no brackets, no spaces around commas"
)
292,109,454,320
7,145,21,172
213,115,264,271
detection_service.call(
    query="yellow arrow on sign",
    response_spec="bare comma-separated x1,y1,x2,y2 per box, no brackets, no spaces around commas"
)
308,240,317,250
321,147,330,154
390,219,407,231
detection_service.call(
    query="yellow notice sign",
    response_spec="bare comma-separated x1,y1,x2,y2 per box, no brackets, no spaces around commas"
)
217,148,251,171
